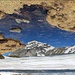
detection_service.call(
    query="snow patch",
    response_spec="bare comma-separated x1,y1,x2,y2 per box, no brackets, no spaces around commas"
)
65,46,75,53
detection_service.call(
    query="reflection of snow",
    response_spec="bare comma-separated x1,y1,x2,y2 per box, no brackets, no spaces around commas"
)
0,72,20,75
0,54,75,70
1,72,75,75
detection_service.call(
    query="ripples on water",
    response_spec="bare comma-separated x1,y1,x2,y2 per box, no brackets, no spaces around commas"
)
0,70,75,75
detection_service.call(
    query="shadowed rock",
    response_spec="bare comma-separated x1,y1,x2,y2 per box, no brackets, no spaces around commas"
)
0,54,4,59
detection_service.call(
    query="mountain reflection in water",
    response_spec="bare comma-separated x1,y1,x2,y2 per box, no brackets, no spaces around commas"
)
1,70,75,75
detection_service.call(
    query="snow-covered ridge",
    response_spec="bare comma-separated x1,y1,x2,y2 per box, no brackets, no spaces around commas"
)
25,40,55,52
25,40,75,54
8,40,75,57
64,45,75,53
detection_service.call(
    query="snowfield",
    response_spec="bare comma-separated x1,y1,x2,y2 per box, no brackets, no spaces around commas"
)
0,54,75,70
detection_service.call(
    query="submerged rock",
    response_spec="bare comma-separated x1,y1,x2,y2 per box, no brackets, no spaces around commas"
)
9,27,22,33
32,10,43,16
15,18,30,24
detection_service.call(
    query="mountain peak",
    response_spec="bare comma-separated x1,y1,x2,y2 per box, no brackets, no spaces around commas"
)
25,40,55,52
27,40,39,44
8,40,75,57
27,40,50,46
9,40,55,57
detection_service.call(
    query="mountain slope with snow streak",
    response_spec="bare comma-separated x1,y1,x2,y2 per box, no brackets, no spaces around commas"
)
8,40,75,57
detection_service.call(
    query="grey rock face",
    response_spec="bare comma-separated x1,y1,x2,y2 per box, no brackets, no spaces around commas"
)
8,40,75,57
8,40,54,57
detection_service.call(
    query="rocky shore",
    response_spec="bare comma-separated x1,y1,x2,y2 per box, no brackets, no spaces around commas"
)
0,54,4,59
0,33,25,54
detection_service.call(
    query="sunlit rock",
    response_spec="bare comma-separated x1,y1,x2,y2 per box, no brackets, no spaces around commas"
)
0,33,4,39
46,0,75,32
0,11,6,20
0,34,25,54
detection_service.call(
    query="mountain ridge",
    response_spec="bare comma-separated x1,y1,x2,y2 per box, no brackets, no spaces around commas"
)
8,40,75,57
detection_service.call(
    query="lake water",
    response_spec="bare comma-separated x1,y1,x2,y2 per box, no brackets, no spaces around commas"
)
1,54,75,75
0,70,75,75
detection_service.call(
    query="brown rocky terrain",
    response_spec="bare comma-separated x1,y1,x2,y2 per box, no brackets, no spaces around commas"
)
0,0,52,14
0,33,25,54
0,11,6,20
46,0,75,32
0,0,75,32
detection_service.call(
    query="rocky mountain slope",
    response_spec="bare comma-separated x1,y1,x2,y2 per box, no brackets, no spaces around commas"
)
0,33,25,54
8,40,75,57
46,46,75,56
8,40,54,57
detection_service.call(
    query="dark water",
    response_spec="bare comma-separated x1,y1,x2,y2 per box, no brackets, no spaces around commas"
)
0,70,75,75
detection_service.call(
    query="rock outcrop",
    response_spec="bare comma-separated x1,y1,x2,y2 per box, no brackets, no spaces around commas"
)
0,33,4,39
46,0,75,32
0,0,51,14
0,34,25,54
0,0,75,32
0,54,4,59
0,11,6,20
